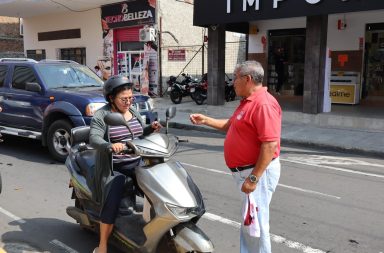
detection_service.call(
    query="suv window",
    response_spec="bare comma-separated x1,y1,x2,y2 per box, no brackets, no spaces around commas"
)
35,64,103,89
12,66,38,90
0,65,7,87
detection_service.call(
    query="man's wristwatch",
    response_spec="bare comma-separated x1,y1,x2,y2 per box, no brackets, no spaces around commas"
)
248,174,259,184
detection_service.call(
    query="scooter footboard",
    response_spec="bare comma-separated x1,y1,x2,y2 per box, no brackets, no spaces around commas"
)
173,222,214,252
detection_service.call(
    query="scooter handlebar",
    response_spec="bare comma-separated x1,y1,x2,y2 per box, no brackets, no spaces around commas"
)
108,143,134,154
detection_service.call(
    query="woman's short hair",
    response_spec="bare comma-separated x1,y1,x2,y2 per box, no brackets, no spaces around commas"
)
108,84,133,102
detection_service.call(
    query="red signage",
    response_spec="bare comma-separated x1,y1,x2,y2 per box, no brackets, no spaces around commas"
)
168,49,186,61
338,54,348,67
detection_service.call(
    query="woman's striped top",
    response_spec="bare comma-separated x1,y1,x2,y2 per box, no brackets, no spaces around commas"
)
109,116,143,163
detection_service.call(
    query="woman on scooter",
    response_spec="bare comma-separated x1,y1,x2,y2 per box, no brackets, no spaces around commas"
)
89,75,161,253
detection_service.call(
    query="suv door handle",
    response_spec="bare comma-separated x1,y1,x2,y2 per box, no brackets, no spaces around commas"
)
5,94,13,99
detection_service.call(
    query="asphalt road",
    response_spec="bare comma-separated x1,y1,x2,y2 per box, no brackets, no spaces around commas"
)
0,129,383,253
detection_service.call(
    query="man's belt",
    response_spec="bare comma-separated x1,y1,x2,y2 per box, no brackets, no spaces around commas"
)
229,157,276,173
229,164,254,173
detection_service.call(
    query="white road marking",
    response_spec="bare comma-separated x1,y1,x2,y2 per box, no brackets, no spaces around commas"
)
181,162,340,199
279,183,341,199
182,162,231,175
50,240,78,253
0,207,26,224
281,158,384,179
287,155,384,168
203,212,326,253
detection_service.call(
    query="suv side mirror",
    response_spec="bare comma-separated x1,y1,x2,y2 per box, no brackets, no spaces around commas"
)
25,82,41,92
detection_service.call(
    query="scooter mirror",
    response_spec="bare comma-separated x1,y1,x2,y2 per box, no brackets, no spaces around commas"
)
166,106,176,120
165,106,176,134
104,112,127,126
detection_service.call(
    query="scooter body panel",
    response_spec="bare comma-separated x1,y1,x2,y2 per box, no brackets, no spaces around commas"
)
137,161,203,215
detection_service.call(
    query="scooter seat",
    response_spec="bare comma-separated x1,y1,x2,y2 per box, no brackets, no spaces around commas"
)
75,149,97,178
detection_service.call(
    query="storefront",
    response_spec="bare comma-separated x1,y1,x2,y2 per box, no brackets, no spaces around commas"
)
364,23,384,98
194,0,384,112
267,28,305,96
101,0,158,95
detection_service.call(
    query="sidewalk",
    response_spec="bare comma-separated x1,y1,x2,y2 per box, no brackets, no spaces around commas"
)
153,97,384,157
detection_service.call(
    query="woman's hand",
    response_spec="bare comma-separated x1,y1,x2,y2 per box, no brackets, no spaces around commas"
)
151,121,162,132
111,143,126,153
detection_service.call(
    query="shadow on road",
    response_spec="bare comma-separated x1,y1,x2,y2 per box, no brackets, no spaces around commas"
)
1,217,98,253
0,135,58,164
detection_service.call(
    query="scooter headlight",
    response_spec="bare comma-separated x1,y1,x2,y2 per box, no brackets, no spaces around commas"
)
165,203,196,220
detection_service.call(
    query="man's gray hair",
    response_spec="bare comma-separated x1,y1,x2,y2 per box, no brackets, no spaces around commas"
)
234,61,264,84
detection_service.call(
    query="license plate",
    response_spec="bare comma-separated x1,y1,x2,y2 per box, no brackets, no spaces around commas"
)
167,87,172,92
190,88,195,92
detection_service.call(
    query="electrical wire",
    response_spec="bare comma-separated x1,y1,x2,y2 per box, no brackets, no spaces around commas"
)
48,0,100,12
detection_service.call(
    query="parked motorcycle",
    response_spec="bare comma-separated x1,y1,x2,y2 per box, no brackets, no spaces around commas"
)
192,73,236,105
65,107,214,253
167,73,199,104
193,73,208,105
225,79,236,102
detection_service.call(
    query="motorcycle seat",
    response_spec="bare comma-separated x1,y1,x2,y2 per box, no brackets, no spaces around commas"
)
75,149,97,178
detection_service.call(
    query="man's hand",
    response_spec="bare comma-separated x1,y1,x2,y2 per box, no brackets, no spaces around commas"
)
190,113,207,125
241,178,257,194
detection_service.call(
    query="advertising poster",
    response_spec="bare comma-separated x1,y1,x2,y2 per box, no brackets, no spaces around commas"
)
143,41,158,96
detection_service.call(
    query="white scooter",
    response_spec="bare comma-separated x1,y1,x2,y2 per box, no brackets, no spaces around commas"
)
65,107,214,253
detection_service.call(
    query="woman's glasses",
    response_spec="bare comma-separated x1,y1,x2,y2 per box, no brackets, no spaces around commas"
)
116,96,135,103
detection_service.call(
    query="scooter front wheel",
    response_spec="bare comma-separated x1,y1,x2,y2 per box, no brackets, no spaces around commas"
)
156,234,178,253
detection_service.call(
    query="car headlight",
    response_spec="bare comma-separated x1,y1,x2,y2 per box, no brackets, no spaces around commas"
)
85,102,106,116
165,203,196,220
147,98,154,110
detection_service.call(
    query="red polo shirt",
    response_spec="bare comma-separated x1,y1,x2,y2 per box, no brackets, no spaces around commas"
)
224,87,281,168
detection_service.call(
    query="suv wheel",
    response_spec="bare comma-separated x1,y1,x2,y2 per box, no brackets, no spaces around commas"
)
47,119,72,162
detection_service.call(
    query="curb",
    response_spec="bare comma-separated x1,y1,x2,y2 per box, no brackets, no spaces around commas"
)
163,121,384,158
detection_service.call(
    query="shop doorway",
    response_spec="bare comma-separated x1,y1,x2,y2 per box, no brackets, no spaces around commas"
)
364,23,384,99
267,29,306,96
116,50,144,91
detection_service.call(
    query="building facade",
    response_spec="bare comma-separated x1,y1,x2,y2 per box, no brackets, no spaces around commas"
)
20,0,245,96
194,0,384,112
0,16,23,58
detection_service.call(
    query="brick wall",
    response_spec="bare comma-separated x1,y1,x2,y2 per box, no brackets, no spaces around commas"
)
0,16,24,56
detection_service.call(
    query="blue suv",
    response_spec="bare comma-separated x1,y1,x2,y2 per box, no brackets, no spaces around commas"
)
0,58,157,162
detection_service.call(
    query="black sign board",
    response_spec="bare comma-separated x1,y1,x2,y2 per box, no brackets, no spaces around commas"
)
194,0,384,27
102,0,156,29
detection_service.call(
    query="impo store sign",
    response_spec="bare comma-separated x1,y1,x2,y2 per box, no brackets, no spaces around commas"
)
227,0,349,13
194,0,384,26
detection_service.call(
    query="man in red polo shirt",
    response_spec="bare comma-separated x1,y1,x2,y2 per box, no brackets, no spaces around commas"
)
190,61,281,253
